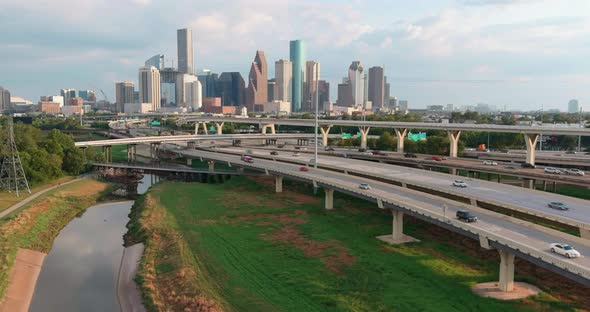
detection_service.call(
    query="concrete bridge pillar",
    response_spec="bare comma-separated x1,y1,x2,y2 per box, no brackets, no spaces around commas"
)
450,168,458,175
275,175,283,193
447,130,462,158
524,133,539,165
498,249,515,292
194,122,199,135
261,124,276,135
208,160,215,173
127,144,137,163
394,128,408,153
580,228,590,239
359,127,371,149
215,122,224,135
187,141,196,149
524,179,535,189
201,122,209,135
187,158,193,166
104,146,112,163
150,143,160,160
391,210,404,242
320,125,332,146
324,188,334,210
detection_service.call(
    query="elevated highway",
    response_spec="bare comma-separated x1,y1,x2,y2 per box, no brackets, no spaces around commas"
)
180,116,590,164
171,148,590,290
200,146,590,238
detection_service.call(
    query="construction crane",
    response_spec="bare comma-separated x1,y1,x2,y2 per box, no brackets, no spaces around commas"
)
99,89,110,103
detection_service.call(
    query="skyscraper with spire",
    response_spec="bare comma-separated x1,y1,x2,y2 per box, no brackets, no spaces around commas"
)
245,50,268,112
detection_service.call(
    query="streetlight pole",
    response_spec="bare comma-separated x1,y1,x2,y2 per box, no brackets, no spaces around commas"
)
314,66,319,169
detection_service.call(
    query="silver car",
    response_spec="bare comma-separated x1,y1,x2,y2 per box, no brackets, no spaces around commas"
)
548,202,569,210
359,183,371,190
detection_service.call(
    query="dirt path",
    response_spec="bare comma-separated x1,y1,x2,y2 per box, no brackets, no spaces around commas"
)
0,176,87,219
117,243,147,312
0,249,46,312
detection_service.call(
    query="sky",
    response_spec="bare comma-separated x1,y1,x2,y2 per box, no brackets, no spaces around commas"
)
1,0,589,111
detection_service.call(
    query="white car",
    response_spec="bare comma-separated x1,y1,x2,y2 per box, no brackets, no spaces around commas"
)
565,168,585,176
483,160,498,166
292,152,300,157
359,183,371,190
452,180,468,188
544,167,562,174
362,152,373,156
550,243,581,259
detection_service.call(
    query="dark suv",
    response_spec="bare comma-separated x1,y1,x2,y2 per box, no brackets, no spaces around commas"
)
456,210,478,222
404,153,417,158
521,163,536,169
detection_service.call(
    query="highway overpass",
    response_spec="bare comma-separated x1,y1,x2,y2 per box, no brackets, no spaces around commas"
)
168,148,590,290
179,116,590,165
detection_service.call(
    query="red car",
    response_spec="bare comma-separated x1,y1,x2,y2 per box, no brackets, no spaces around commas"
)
299,167,309,172
431,156,445,161
371,151,383,155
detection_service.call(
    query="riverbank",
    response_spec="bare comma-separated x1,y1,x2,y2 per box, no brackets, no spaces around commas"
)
129,176,587,311
0,178,115,306
0,176,75,214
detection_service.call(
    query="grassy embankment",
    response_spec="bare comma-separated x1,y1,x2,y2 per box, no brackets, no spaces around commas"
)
128,177,586,312
0,176,75,213
0,179,116,300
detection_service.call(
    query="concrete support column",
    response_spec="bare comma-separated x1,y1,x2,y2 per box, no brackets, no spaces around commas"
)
194,122,199,135
208,160,215,173
320,126,332,146
261,124,276,135
187,141,196,149
275,175,283,193
391,210,404,242
202,122,209,135
394,128,408,153
580,228,590,239
543,180,547,191
450,168,458,175
324,188,334,210
104,146,112,163
524,133,539,165
498,249,515,292
215,122,224,135
447,130,462,158
359,127,371,149
187,158,193,166
524,179,535,189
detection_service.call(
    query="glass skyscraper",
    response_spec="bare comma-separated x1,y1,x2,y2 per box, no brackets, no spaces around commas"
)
289,40,305,112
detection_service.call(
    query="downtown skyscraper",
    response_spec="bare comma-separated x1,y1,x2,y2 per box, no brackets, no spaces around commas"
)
368,66,385,110
177,28,194,74
115,82,135,113
290,40,305,112
139,66,161,111
275,59,292,103
245,50,268,112
305,61,320,112
348,61,365,107
0,86,10,112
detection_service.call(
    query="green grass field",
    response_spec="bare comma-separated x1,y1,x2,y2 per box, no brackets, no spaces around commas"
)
140,177,581,312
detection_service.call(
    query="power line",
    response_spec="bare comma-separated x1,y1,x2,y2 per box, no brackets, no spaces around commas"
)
0,119,31,197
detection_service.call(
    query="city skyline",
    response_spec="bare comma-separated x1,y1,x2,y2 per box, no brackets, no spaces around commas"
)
1,0,589,111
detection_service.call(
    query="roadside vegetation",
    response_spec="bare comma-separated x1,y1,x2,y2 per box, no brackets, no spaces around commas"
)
0,178,115,301
128,177,587,311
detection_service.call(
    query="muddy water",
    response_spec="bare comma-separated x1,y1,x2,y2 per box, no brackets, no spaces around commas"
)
29,175,153,312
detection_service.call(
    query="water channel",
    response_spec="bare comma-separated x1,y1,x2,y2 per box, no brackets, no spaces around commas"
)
29,174,153,312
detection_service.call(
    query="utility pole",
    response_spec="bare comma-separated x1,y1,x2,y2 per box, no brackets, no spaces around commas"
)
0,119,31,197
314,66,319,169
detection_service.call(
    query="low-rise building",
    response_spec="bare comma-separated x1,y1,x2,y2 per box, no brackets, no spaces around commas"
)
39,102,61,114
124,103,153,114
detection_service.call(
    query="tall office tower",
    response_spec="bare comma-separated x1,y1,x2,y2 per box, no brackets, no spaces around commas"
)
267,79,276,102
182,75,202,111
337,79,353,107
304,61,320,112
78,90,93,101
216,72,246,106
198,70,218,98
177,28,194,74
290,40,306,112
348,61,364,106
87,91,97,103
138,66,161,111
0,86,11,112
384,76,390,106
275,59,292,102
389,97,398,112
160,67,179,106
145,54,165,69
60,89,76,105
245,50,268,112
318,80,330,111
399,100,409,114
368,66,385,110
568,99,580,114
115,81,135,113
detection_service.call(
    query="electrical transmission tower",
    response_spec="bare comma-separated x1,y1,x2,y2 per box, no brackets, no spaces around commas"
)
0,120,31,197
